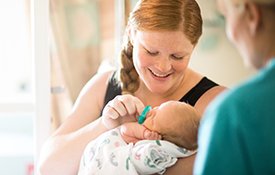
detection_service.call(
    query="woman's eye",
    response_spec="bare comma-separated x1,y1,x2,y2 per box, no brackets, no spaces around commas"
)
171,55,183,60
146,50,158,56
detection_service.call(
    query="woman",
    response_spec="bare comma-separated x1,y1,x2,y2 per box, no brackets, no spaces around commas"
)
194,0,275,174
38,0,225,174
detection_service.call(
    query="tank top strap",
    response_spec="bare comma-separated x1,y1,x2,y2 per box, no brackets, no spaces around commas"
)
179,77,218,106
103,71,122,107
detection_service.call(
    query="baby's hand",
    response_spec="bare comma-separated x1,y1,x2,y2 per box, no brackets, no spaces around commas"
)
120,122,161,144
102,94,144,130
143,129,161,140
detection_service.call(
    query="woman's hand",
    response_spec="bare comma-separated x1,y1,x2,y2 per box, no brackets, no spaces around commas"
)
120,122,161,144
102,94,145,129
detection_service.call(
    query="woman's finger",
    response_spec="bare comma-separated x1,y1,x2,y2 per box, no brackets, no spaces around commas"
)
118,95,136,115
122,94,145,115
133,96,145,116
107,96,127,116
116,94,145,117
102,104,119,119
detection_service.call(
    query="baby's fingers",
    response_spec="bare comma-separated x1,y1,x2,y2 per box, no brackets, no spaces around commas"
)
144,130,162,140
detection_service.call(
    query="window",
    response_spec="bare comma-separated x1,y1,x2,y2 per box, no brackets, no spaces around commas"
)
0,1,34,175
0,0,33,105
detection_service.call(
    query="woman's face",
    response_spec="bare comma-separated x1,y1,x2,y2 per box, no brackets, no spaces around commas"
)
131,30,194,95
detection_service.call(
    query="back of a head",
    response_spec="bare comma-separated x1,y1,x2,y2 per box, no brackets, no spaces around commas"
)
119,0,203,94
162,103,200,150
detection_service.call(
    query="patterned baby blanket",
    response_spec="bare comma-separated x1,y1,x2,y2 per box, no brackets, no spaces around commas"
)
78,128,196,175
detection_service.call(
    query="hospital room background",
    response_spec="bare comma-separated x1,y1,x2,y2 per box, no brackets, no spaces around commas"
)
0,0,255,174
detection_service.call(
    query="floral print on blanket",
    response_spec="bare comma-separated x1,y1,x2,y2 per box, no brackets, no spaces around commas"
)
78,128,196,175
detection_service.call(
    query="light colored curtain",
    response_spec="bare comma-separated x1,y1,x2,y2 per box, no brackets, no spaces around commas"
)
50,0,116,129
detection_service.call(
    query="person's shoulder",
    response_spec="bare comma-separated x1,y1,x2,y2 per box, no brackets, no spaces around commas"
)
76,70,116,104
85,69,115,89
206,84,247,113
188,69,227,95
187,69,227,114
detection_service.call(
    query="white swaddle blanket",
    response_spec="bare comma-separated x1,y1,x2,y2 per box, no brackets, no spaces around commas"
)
78,128,195,175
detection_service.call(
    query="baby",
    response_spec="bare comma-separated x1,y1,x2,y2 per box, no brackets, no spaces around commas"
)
121,100,200,150
78,101,200,175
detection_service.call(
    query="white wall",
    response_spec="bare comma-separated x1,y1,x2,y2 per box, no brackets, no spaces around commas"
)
190,27,256,88
190,0,256,88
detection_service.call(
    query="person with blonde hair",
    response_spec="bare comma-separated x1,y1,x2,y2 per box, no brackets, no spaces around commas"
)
38,0,226,174
194,0,275,174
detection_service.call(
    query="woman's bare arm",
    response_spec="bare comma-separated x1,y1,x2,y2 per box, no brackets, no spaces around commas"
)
38,71,113,175
164,154,196,175
39,118,108,175
194,86,227,116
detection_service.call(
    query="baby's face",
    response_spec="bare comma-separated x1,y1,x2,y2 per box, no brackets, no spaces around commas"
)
142,101,179,133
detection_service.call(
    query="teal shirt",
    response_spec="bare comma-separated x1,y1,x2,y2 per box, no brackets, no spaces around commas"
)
194,59,275,175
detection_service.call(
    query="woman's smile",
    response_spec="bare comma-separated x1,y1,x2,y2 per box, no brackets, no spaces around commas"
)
148,68,172,79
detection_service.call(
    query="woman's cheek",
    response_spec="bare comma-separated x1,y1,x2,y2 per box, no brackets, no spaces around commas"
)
141,49,153,64
134,51,152,69
171,58,189,73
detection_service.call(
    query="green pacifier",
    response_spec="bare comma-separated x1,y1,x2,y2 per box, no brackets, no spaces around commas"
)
138,105,152,124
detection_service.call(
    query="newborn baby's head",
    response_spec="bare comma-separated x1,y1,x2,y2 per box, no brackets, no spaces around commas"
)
143,101,200,150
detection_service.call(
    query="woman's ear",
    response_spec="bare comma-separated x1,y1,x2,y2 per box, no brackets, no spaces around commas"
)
246,2,261,36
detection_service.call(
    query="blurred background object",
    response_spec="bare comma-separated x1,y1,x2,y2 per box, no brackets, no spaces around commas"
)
0,0,34,174
0,0,255,174
49,0,255,130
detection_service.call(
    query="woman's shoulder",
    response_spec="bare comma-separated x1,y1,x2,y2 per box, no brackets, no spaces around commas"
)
194,85,226,116
186,69,227,115
188,68,227,93
54,70,117,135
85,70,115,90
75,70,116,110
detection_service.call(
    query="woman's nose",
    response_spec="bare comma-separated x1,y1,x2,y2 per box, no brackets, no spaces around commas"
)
155,57,172,72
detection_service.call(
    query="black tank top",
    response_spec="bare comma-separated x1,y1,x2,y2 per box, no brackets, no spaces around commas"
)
102,72,218,112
